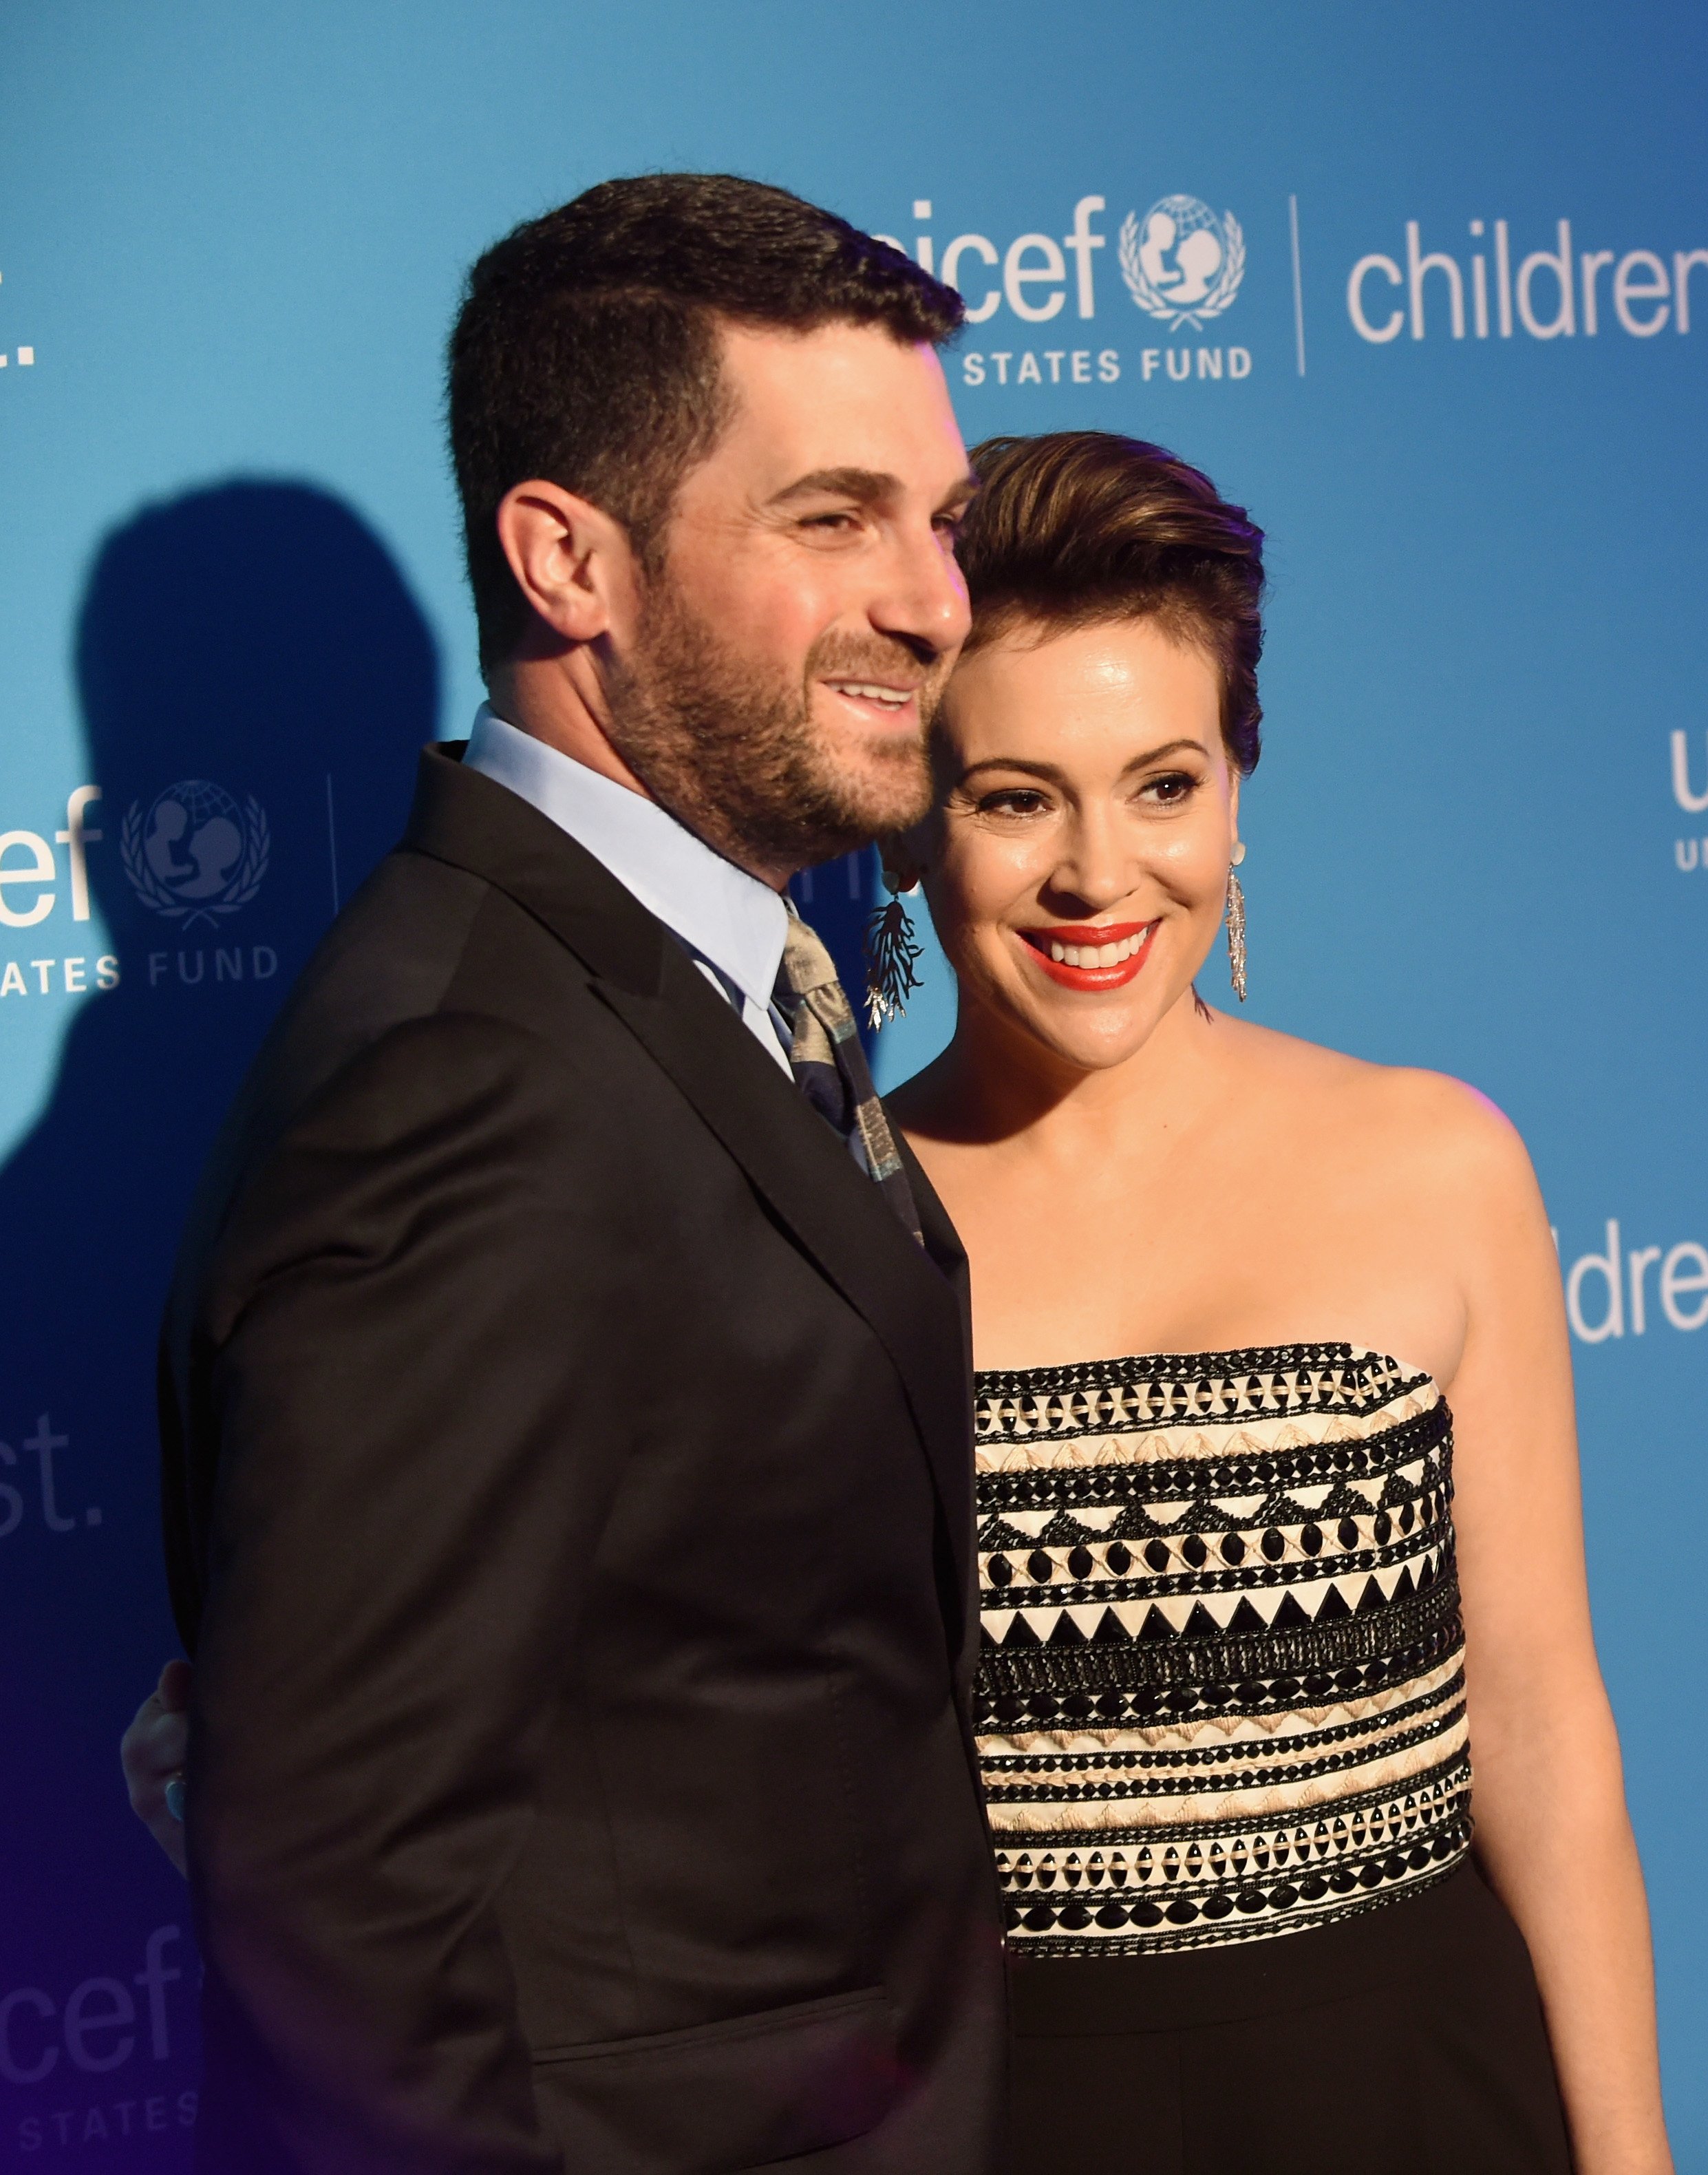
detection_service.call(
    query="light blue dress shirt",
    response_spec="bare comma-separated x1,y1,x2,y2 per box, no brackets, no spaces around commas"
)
462,704,794,1075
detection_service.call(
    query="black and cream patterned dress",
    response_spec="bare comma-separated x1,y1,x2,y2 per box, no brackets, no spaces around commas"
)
974,1344,1473,1957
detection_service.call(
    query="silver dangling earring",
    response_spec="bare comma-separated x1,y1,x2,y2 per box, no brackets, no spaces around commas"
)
1226,842,1248,1003
863,867,925,1030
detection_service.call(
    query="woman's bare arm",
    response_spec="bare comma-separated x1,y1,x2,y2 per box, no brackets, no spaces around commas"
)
1444,1098,1671,2174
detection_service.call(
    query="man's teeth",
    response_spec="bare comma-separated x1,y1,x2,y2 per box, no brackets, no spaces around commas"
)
831,681,911,710
1046,931,1149,967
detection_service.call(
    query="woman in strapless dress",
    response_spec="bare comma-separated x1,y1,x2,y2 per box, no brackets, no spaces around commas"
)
886,432,1672,2174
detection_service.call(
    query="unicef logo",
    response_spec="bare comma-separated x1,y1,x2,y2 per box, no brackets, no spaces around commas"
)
1119,195,1246,330
121,779,270,927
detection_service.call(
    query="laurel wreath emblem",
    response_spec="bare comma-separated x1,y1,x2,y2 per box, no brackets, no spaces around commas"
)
120,789,271,928
1118,207,1246,330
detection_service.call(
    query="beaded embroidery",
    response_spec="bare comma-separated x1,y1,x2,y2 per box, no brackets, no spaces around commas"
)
974,1344,1472,1955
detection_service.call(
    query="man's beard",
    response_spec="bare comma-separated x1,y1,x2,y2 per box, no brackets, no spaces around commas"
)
604,586,944,876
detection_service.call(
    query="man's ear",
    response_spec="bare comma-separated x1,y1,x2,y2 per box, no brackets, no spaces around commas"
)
495,480,641,648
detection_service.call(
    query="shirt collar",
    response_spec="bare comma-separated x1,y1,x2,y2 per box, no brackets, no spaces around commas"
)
462,704,789,1015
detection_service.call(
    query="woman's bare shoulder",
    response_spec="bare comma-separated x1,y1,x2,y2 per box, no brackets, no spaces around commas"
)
1221,1017,1536,1201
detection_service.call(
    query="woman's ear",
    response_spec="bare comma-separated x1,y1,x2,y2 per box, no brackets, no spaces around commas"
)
881,816,935,895
879,849,922,895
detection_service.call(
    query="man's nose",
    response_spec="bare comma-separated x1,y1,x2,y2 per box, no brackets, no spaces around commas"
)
870,523,971,659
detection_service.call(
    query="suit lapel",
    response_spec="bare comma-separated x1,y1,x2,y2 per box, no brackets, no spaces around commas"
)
404,746,976,1658
595,971,974,1619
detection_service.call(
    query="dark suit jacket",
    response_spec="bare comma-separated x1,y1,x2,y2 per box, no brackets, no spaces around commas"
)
160,745,1006,2175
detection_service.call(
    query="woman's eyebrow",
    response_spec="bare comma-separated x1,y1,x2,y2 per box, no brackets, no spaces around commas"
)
955,738,1207,786
955,757,1066,785
1117,737,1210,772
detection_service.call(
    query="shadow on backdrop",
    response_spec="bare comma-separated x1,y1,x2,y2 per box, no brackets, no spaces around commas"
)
0,484,438,2093
0,479,890,2154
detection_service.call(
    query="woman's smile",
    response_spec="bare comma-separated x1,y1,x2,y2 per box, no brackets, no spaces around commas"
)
1016,918,1159,989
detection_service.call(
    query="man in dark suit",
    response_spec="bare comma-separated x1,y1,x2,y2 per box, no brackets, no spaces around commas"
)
156,176,1005,2172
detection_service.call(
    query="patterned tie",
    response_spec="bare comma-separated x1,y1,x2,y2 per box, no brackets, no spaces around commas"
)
773,908,924,1245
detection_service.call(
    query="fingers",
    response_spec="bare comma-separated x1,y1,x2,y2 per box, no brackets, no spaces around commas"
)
120,1697,165,1798
120,1664,193,1879
151,1708,191,1778
121,1701,190,1785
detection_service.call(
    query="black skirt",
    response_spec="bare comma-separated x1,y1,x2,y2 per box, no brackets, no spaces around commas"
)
1007,1859,1572,2174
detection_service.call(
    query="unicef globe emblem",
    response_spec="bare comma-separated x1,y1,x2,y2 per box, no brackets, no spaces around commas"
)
121,778,270,926
1118,194,1246,330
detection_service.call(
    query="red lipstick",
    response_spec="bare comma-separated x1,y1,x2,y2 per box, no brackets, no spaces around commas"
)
1018,920,1158,991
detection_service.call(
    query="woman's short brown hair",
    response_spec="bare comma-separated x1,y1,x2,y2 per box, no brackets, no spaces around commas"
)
956,432,1266,775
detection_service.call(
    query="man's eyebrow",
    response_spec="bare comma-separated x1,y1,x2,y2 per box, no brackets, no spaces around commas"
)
769,467,900,506
954,739,1208,786
768,467,981,509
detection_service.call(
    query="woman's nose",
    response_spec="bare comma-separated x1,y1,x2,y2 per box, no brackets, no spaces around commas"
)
1045,817,1137,911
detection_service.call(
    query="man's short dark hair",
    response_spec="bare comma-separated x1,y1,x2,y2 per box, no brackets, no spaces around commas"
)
448,173,965,674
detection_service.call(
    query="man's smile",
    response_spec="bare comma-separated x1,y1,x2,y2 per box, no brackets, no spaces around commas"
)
822,676,925,726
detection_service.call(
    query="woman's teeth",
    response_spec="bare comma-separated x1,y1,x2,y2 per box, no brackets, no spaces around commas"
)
1046,932,1148,967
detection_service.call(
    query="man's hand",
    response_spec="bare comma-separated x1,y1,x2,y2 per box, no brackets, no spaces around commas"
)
121,1659,192,1876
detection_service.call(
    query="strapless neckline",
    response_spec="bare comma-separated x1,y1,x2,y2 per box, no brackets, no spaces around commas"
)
974,1339,1442,1402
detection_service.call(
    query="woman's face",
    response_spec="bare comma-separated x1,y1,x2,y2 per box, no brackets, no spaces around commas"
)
915,616,1240,1075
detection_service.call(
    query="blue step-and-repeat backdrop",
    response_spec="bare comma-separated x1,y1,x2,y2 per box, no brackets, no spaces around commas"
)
2,1,1704,2162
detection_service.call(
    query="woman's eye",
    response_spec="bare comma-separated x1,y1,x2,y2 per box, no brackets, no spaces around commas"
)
1141,772,1198,805
977,789,1051,818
